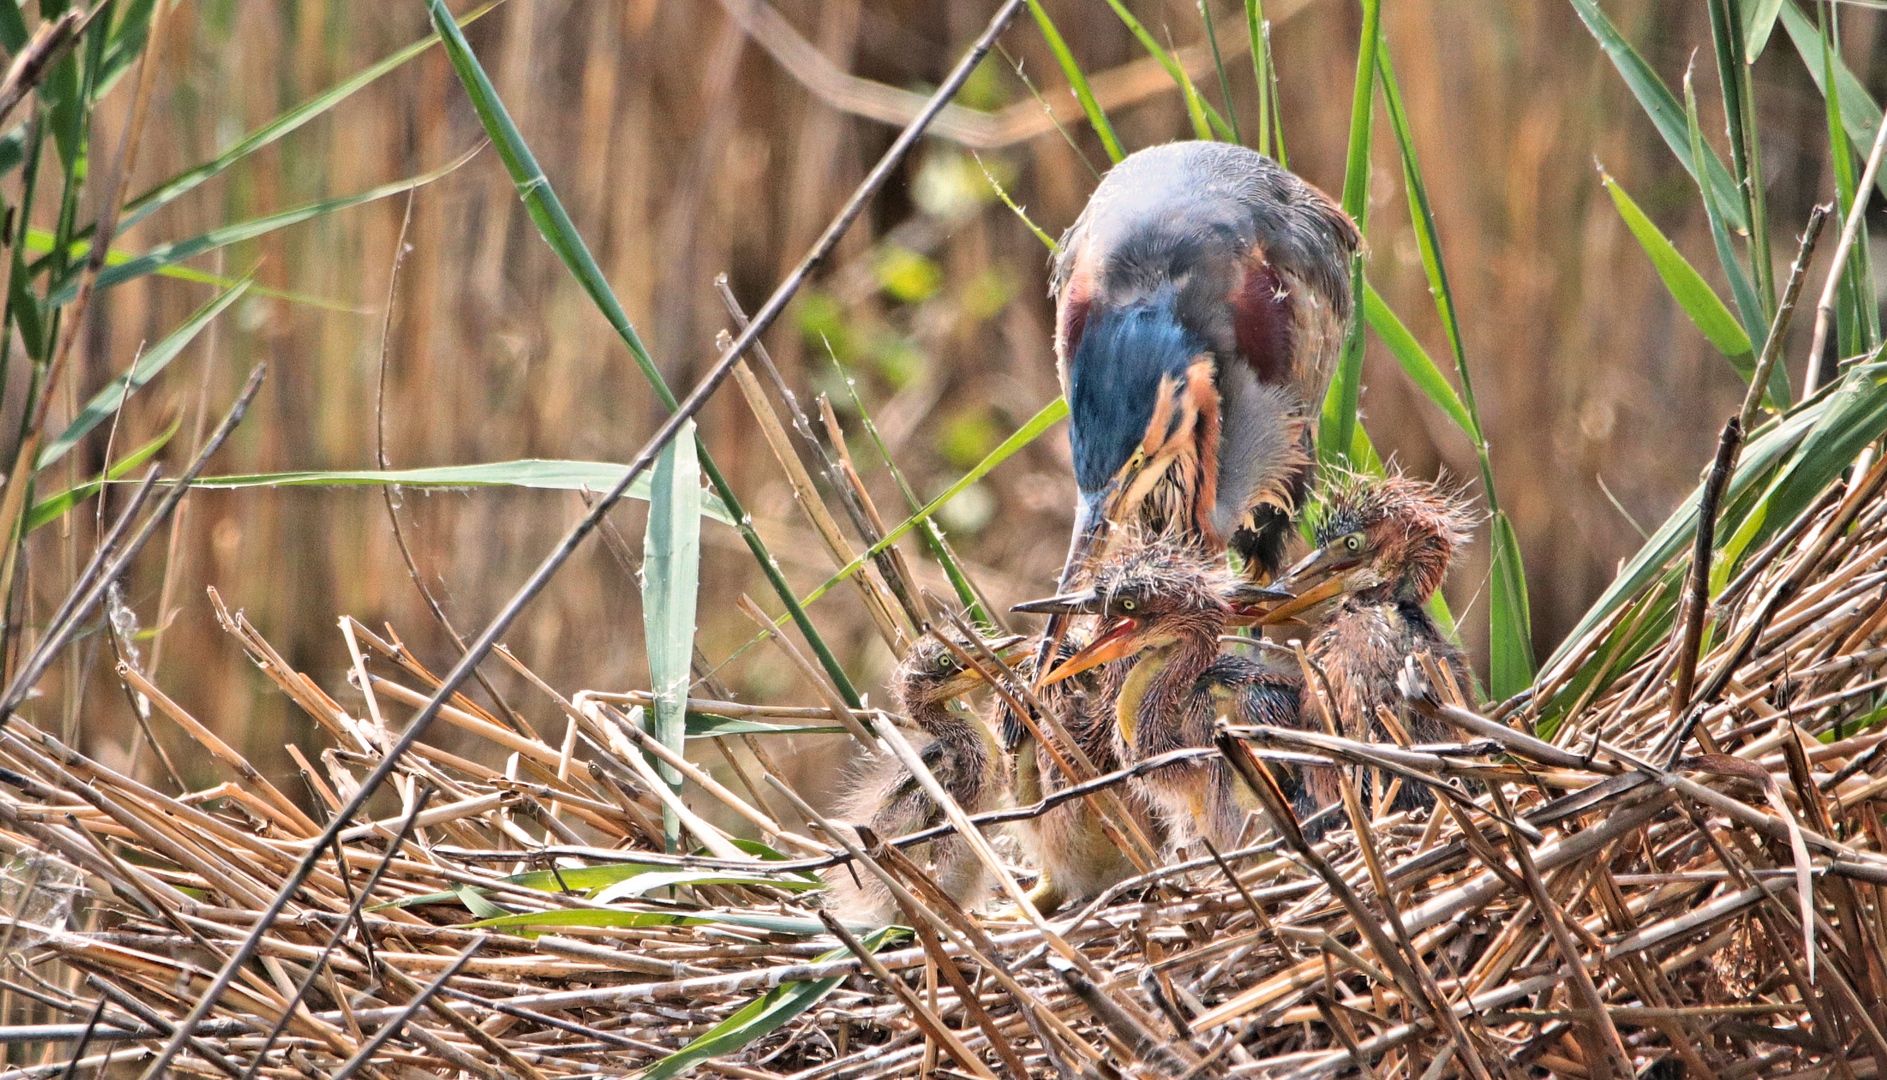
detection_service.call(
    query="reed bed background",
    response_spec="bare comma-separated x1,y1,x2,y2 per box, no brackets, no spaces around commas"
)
20,0,1856,782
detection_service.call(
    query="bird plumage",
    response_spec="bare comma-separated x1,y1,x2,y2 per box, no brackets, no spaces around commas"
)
1040,537,1302,852
1051,140,1358,581
1001,636,1161,914
825,633,1007,925
1292,472,1477,819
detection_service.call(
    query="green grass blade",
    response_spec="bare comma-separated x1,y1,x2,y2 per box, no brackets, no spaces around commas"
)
110,5,495,238
973,153,1057,252
1811,2,1871,358
0,2,24,51
1683,72,1778,405
1198,0,1241,143
27,232,356,311
1362,287,1471,433
591,869,822,904
639,928,910,1080
1708,0,1771,308
1318,0,1380,468
1026,0,1125,163
184,460,734,523
1545,366,1885,667
95,0,159,101
1720,361,1887,569
1375,50,1478,436
27,418,178,531
1244,0,1272,158
802,396,1066,608
838,377,990,626
426,0,861,709
48,152,475,307
1568,0,1749,231
1745,0,1784,58
1780,1,1887,200
1098,0,1232,141
463,907,836,936
37,280,250,471
642,426,703,852
1600,170,1756,366
1487,510,1534,698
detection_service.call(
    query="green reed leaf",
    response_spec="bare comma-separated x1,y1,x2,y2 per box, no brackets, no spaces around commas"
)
106,4,497,240
1600,171,1756,365
1026,0,1124,162
1684,72,1768,364
48,150,475,308
27,418,178,532
639,928,910,1080
38,280,250,471
642,426,703,852
426,0,862,708
1568,0,1749,231
1319,0,1380,468
1362,287,1471,433
184,459,733,523
1098,0,1233,141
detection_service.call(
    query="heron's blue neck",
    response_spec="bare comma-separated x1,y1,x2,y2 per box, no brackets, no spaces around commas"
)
1067,288,1208,502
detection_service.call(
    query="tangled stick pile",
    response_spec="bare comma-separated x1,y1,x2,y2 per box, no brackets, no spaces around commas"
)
0,458,1884,1079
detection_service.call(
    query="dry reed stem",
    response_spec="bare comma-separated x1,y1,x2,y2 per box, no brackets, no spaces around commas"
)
4,442,1887,1079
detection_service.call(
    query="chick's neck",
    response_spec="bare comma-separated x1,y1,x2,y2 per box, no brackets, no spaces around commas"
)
1115,617,1222,750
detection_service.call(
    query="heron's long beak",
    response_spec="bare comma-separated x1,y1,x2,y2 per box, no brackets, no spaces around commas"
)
1223,580,1297,625
1011,588,1102,616
1244,543,1365,624
1038,615,1141,686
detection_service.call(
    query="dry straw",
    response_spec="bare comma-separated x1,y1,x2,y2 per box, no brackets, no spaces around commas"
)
0,452,1879,1077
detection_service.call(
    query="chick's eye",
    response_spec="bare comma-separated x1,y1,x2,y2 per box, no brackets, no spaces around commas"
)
1119,597,1137,612
1343,533,1364,552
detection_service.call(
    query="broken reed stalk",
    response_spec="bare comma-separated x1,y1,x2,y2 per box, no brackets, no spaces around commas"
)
1669,415,1743,723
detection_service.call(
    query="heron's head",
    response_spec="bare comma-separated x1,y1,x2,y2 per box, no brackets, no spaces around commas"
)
1016,538,1262,685
892,630,1027,709
1275,473,1476,610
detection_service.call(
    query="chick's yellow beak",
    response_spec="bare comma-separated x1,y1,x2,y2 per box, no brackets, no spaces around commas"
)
1038,616,1140,686
1239,543,1365,625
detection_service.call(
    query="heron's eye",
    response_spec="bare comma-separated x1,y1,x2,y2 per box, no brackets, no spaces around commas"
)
1119,597,1138,612
1342,532,1365,553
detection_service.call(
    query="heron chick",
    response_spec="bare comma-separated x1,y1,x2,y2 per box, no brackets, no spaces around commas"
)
1283,472,1478,819
1023,538,1300,853
825,630,1021,925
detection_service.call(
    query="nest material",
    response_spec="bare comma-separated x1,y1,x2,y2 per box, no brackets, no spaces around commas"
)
1,472,1887,1079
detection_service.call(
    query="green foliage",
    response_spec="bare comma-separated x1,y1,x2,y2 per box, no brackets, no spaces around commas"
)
1317,0,1381,472
641,427,704,853
1026,0,1124,162
38,280,249,470
1599,171,1755,364
188,460,733,524
638,927,910,1080
426,0,862,708
1567,0,1748,230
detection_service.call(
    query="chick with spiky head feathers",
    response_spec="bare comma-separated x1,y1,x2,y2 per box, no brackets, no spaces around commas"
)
826,630,1021,925
1282,472,1477,819
1022,537,1300,853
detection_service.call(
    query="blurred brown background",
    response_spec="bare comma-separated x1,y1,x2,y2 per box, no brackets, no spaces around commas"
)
35,0,1869,788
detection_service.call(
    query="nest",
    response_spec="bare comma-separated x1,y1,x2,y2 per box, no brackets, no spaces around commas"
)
2,459,1887,1080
